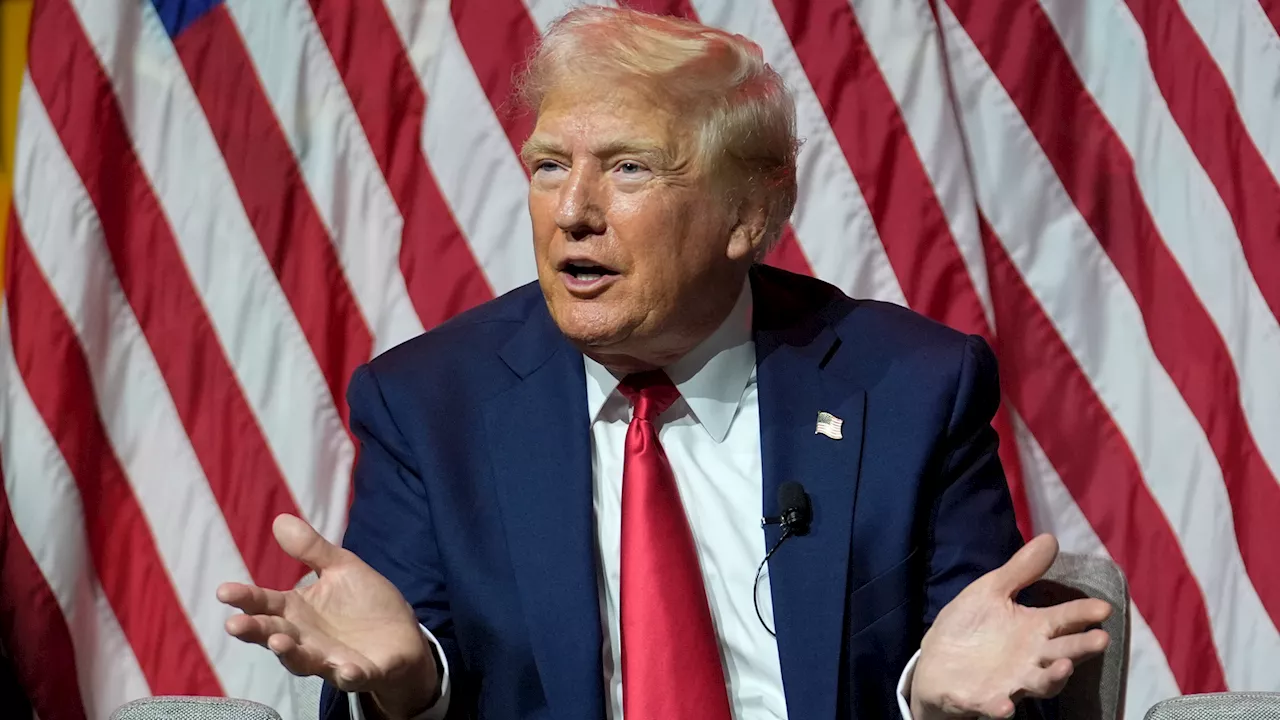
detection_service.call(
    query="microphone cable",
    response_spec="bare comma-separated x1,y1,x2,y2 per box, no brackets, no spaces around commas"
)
753,526,796,637
754,481,812,637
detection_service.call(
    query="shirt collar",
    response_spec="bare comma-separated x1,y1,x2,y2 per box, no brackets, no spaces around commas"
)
583,283,755,443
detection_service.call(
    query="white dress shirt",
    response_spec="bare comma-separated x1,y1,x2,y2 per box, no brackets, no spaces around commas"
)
351,283,920,719
584,284,787,719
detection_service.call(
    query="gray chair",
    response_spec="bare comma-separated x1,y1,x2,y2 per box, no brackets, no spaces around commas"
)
1022,551,1131,720
1144,693,1280,719
291,571,325,720
110,696,282,720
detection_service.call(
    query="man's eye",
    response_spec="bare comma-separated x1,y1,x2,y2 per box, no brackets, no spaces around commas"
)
617,161,645,174
534,160,563,174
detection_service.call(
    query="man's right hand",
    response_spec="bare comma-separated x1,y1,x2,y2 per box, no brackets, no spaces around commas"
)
217,514,438,720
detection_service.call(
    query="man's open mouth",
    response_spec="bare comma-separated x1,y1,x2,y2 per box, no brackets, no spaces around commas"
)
562,262,619,282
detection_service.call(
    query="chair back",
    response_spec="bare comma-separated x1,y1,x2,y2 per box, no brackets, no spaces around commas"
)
110,696,282,720
1144,692,1280,719
1023,551,1131,720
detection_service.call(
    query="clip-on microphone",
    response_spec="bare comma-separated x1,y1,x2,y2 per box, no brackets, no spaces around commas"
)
755,481,812,636
761,481,812,537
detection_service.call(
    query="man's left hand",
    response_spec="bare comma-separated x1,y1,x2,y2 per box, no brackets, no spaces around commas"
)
909,534,1113,719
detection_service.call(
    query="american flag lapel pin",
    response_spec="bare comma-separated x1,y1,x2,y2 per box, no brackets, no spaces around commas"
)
815,411,843,440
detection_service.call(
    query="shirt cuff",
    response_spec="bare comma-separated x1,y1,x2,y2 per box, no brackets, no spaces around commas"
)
897,648,922,719
347,624,451,720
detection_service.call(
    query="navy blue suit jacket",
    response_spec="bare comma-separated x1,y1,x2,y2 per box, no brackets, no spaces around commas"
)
320,265,1034,719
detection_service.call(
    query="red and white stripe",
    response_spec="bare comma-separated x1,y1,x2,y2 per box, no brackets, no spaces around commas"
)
2,0,1277,718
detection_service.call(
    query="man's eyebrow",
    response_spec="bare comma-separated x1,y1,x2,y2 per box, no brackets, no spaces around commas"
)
592,140,675,166
519,137,676,167
520,137,565,166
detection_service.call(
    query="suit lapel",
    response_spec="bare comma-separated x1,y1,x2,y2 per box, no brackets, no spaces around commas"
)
484,306,605,720
754,269,866,720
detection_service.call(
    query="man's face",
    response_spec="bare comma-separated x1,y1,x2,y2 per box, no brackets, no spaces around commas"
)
524,83,753,367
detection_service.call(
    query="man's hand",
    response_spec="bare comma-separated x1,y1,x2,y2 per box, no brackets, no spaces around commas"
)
217,514,438,719
910,534,1112,719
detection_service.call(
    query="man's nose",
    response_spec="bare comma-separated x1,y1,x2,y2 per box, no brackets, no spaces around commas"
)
555,166,607,240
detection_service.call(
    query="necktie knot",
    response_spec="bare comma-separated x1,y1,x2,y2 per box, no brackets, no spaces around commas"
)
618,370,680,422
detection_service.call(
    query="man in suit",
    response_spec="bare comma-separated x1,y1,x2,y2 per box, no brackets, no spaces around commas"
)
217,7,1110,719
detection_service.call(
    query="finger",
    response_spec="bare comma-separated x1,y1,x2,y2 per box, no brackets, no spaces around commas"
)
267,633,371,690
267,633,299,656
1022,657,1074,698
273,514,343,574
1045,598,1113,636
331,662,371,693
216,583,287,616
225,614,301,647
987,534,1059,597
979,697,1015,719
269,636,332,680
1043,628,1110,663
940,692,1012,719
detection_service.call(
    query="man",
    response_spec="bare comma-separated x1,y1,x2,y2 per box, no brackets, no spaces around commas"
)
218,8,1111,719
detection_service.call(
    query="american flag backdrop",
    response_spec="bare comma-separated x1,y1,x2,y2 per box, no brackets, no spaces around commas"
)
0,0,1278,718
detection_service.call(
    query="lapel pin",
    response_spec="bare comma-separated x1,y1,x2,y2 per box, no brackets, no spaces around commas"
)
815,411,843,440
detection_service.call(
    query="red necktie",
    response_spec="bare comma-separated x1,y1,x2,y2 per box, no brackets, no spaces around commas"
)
618,371,733,720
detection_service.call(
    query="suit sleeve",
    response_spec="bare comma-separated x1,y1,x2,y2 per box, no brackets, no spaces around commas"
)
922,335,1022,623
320,365,471,720
920,336,1058,720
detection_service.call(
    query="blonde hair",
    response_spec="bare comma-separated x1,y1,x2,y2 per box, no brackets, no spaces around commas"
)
517,6,799,256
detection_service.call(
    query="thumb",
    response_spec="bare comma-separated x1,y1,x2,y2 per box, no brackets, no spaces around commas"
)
273,514,342,573
989,533,1059,597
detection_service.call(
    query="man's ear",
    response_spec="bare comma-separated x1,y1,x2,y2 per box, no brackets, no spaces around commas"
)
725,187,770,262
